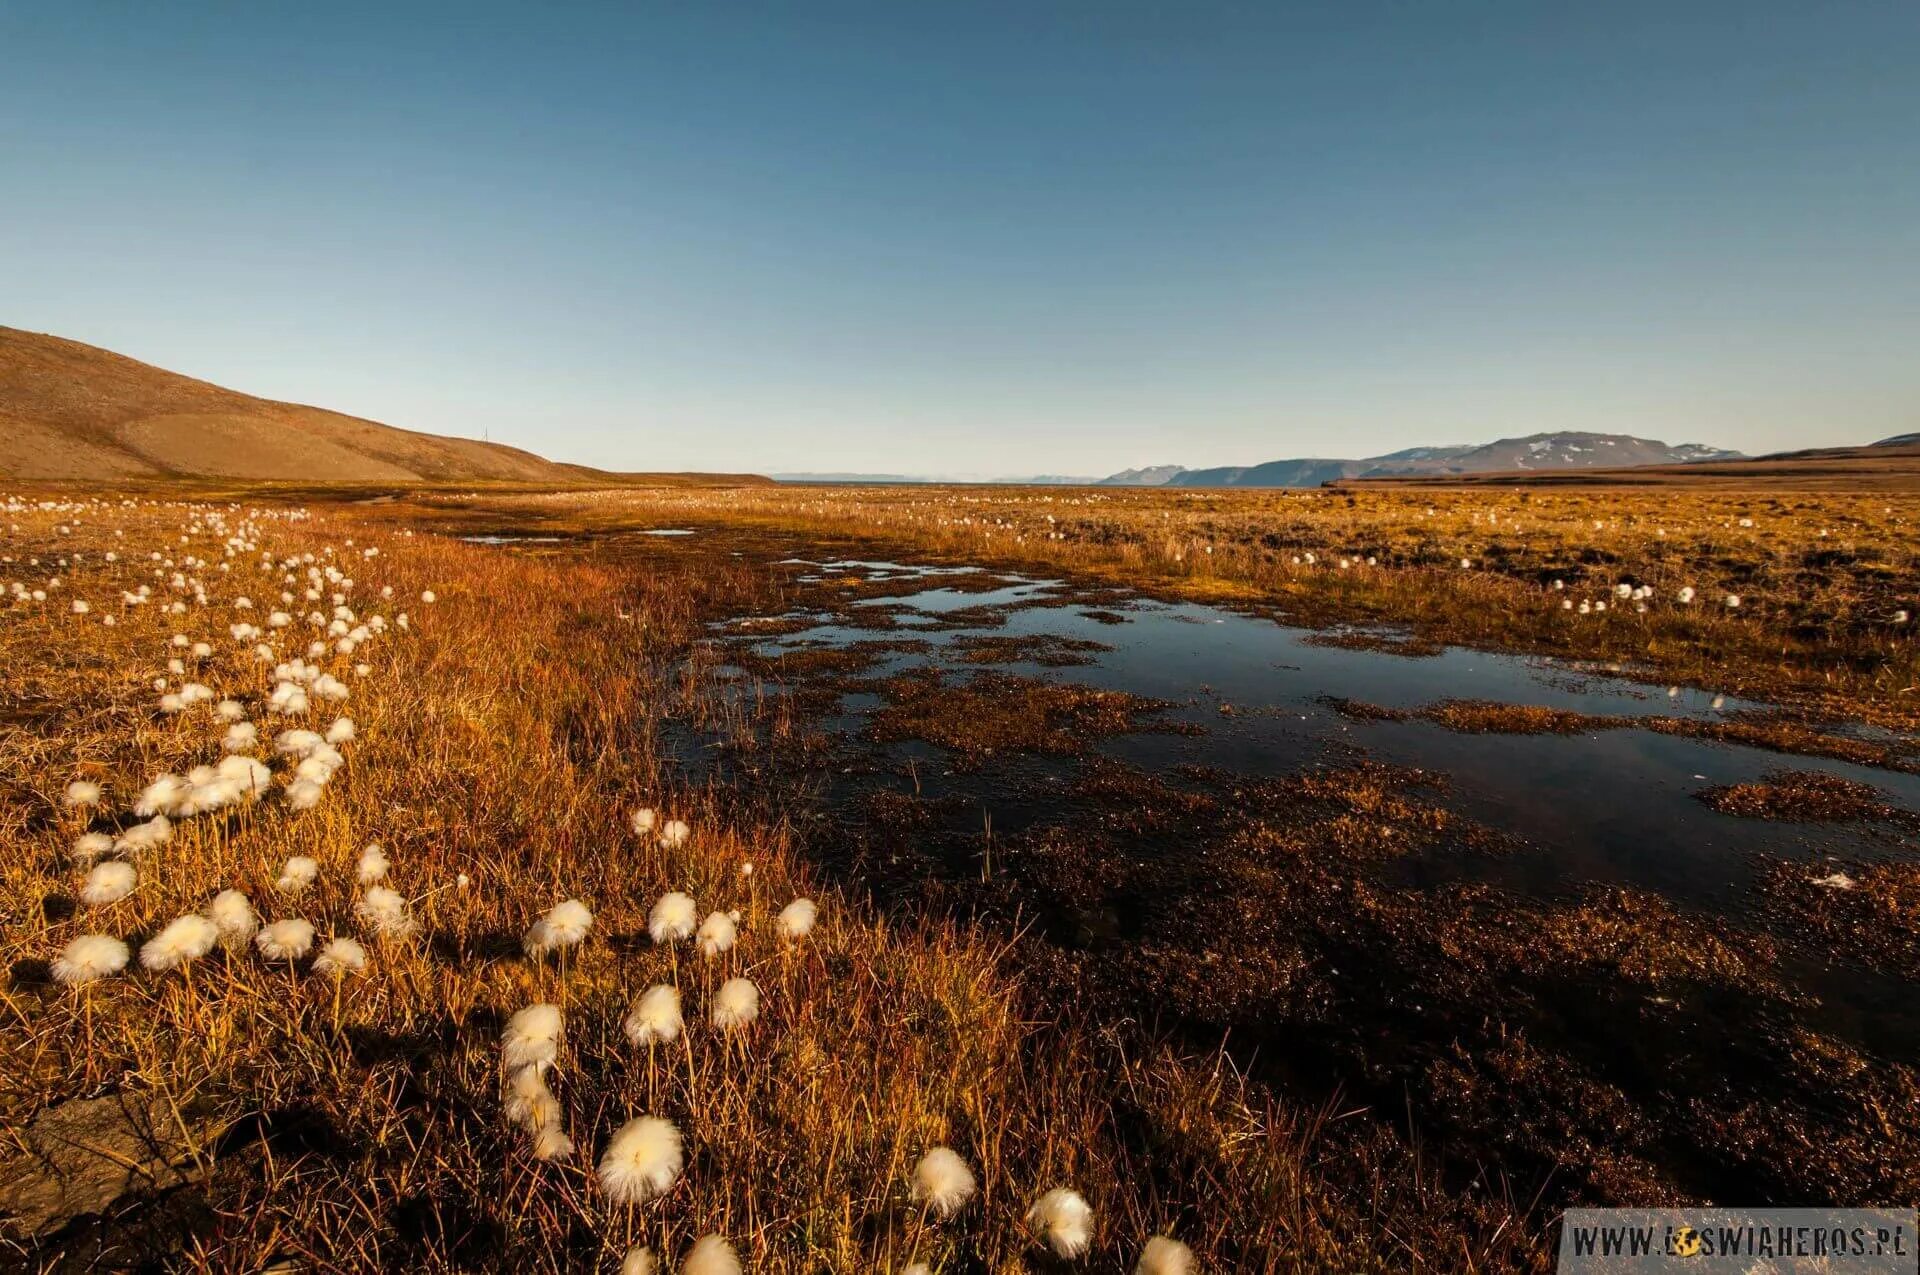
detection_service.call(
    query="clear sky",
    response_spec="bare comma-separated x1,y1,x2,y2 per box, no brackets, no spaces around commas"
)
3,2,1916,475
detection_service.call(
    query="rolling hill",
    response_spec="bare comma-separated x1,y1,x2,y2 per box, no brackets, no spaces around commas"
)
1337,434,1920,490
1099,433,1740,487
0,326,763,486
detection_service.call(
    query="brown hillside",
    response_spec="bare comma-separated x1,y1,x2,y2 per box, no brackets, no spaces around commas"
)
0,326,761,486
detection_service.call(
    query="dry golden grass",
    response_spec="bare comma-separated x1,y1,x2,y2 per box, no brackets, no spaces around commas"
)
420,483,1920,728
0,494,1531,1271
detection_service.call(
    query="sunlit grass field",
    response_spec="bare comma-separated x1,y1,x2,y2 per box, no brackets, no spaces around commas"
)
3,492,1515,1272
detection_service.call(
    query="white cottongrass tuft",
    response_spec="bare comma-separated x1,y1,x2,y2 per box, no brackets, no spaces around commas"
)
503,1063,559,1129
356,843,389,884
70,832,115,864
114,815,172,854
81,861,137,906
284,778,326,811
1026,1188,1094,1259
620,1246,656,1275
54,934,130,985
681,1236,740,1275
630,807,657,836
135,774,190,817
216,753,272,796
1135,1235,1196,1275
659,819,691,849
276,855,319,894
325,716,356,745
256,918,316,962
313,936,368,976
63,780,102,809
501,1003,564,1072
776,897,817,941
595,1115,683,1205
524,898,593,957
355,885,417,939
222,721,259,752
711,978,759,1031
215,699,246,722
623,984,683,1046
141,914,218,971
531,1121,575,1162
206,889,258,946
911,1147,977,1219
695,911,736,958
648,892,697,944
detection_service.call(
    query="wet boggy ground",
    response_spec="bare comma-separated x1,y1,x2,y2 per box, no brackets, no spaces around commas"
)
508,524,1920,1227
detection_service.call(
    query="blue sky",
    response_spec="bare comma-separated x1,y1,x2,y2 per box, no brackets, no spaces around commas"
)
3,2,1915,474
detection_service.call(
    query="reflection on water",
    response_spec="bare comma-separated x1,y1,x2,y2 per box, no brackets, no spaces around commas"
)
715,558,1920,1051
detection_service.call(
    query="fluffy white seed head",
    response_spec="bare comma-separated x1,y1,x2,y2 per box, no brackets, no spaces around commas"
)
206,889,258,945
711,978,760,1031
141,914,218,971
81,861,137,906
1026,1188,1094,1259
502,1003,564,1072
525,898,592,956
648,892,697,944
63,780,102,809
911,1147,977,1219
284,777,326,811
620,1247,656,1275
531,1120,574,1162
70,832,114,864
696,911,736,958
630,807,657,835
313,936,368,976
659,819,691,849
114,815,172,854
623,984,683,1046
595,1116,683,1205
356,843,389,884
223,721,259,752
776,897,817,941
325,716,356,745
681,1236,739,1275
54,934,130,985
503,1064,559,1130
256,918,316,962
355,885,417,939
276,855,319,894
1135,1236,1196,1275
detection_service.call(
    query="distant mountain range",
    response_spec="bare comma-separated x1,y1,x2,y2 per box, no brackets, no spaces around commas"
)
1098,433,1743,487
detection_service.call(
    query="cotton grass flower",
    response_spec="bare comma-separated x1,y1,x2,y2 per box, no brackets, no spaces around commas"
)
595,1115,683,1204
711,978,759,1030
114,815,172,853
81,861,137,906
623,984,683,1046
54,934,130,985
355,885,417,939
256,918,316,962
1026,1188,1094,1258
630,807,656,836
648,892,697,944
531,1121,574,1162
1135,1235,1196,1275
776,897,817,941
503,1062,560,1128
313,936,368,976
659,818,691,849
620,1247,657,1275
141,914,218,971
284,778,326,811
695,911,736,958
524,898,592,957
911,1147,977,1219
501,1003,564,1072
276,855,319,894
63,780,102,809
356,843,389,884
70,832,114,864
206,889,258,946
681,1236,739,1275
223,722,259,752
325,716,356,745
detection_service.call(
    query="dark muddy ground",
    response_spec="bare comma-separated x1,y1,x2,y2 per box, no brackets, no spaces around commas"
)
491,524,1920,1245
